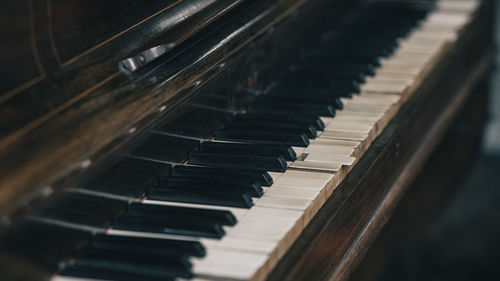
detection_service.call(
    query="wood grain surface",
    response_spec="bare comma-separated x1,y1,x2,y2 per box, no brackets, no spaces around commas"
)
266,1,494,279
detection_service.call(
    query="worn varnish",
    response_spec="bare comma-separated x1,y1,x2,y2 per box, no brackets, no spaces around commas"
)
0,0,317,216
266,1,494,279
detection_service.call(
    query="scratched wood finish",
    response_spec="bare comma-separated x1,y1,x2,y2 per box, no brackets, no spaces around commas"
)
0,0,246,215
0,0,364,218
0,0,243,134
266,1,494,280
350,78,489,281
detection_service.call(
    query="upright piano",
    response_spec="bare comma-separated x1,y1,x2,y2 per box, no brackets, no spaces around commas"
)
0,0,494,280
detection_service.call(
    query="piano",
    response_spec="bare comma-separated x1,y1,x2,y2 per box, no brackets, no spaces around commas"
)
0,0,494,280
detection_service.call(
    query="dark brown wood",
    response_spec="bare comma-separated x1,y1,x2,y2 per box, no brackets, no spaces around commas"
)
349,77,490,281
266,1,495,280
0,0,245,216
0,0,365,218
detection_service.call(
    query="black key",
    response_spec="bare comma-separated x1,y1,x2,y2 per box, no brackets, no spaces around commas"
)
258,94,344,110
300,52,380,67
106,157,172,179
34,193,128,228
290,62,375,77
35,206,115,228
172,165,274,186
0,221,90,272
127,203,236,226
215,130,309,148
113,213,225,238
80,179,147,198
94,170,156,187
275,77,360,93
290,67,366,83
234,113,325,131
200,141,297,161
161,176,263,197
222,121,317,139
248,101,335,117
68,247,190,279
270,86,353,99
156,107,232,139
90,234,205,257
189,151,288,172
130,134,199,163
147,188,253,208
315,46,387,59
76,247,191,268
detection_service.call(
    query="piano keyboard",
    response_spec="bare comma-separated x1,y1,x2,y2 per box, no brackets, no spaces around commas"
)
0,1,479,281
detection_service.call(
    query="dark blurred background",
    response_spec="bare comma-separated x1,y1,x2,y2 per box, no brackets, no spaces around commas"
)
349,2,500,280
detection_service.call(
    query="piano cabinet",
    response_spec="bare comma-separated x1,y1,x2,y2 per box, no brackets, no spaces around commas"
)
0,0,495,280
267,2,494,278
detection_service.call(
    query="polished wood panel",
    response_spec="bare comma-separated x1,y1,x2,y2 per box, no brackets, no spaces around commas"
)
0,0,362,221
349,77,489,281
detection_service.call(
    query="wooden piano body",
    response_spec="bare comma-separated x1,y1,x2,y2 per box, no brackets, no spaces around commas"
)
0,0,494,280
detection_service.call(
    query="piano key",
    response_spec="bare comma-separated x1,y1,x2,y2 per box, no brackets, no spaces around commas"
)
78,179,147,199
290,160,342,173
191,250,268,280
127,203,237,226
129,133,200,163
35,207,114,229
214,130,310,148
224,217,297,241
265,186,319,201
90,233,206,257
105,157,172,179
272,169,333,191
147,188,254,208
91,170,156,187
142,199,249,220
159,176,264,197
155,107,232,139
75,247,192,272
229,115,320,135
291,61,376,77
0,221,90,272
34,193,128,228
233,113,325,131
113,213,225,238
221,121,318,139
299,52,381,67
319,130,368,141
309,137,361,150
291,67,366,83
361,81,408,94
304,143,355,155
258,94,344,110
249,101,336,118
188,152,288,172
324,120,374,134
274,77,361,94
200,141,297,161
172,165,274,186
247,103,336,118
303,152,356,165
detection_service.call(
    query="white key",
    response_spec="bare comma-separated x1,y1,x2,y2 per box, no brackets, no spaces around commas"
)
192,250,268,280
304,143,355,155
304,152,356,166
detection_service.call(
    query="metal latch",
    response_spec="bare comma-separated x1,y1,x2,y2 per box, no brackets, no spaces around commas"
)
119,43,175,74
